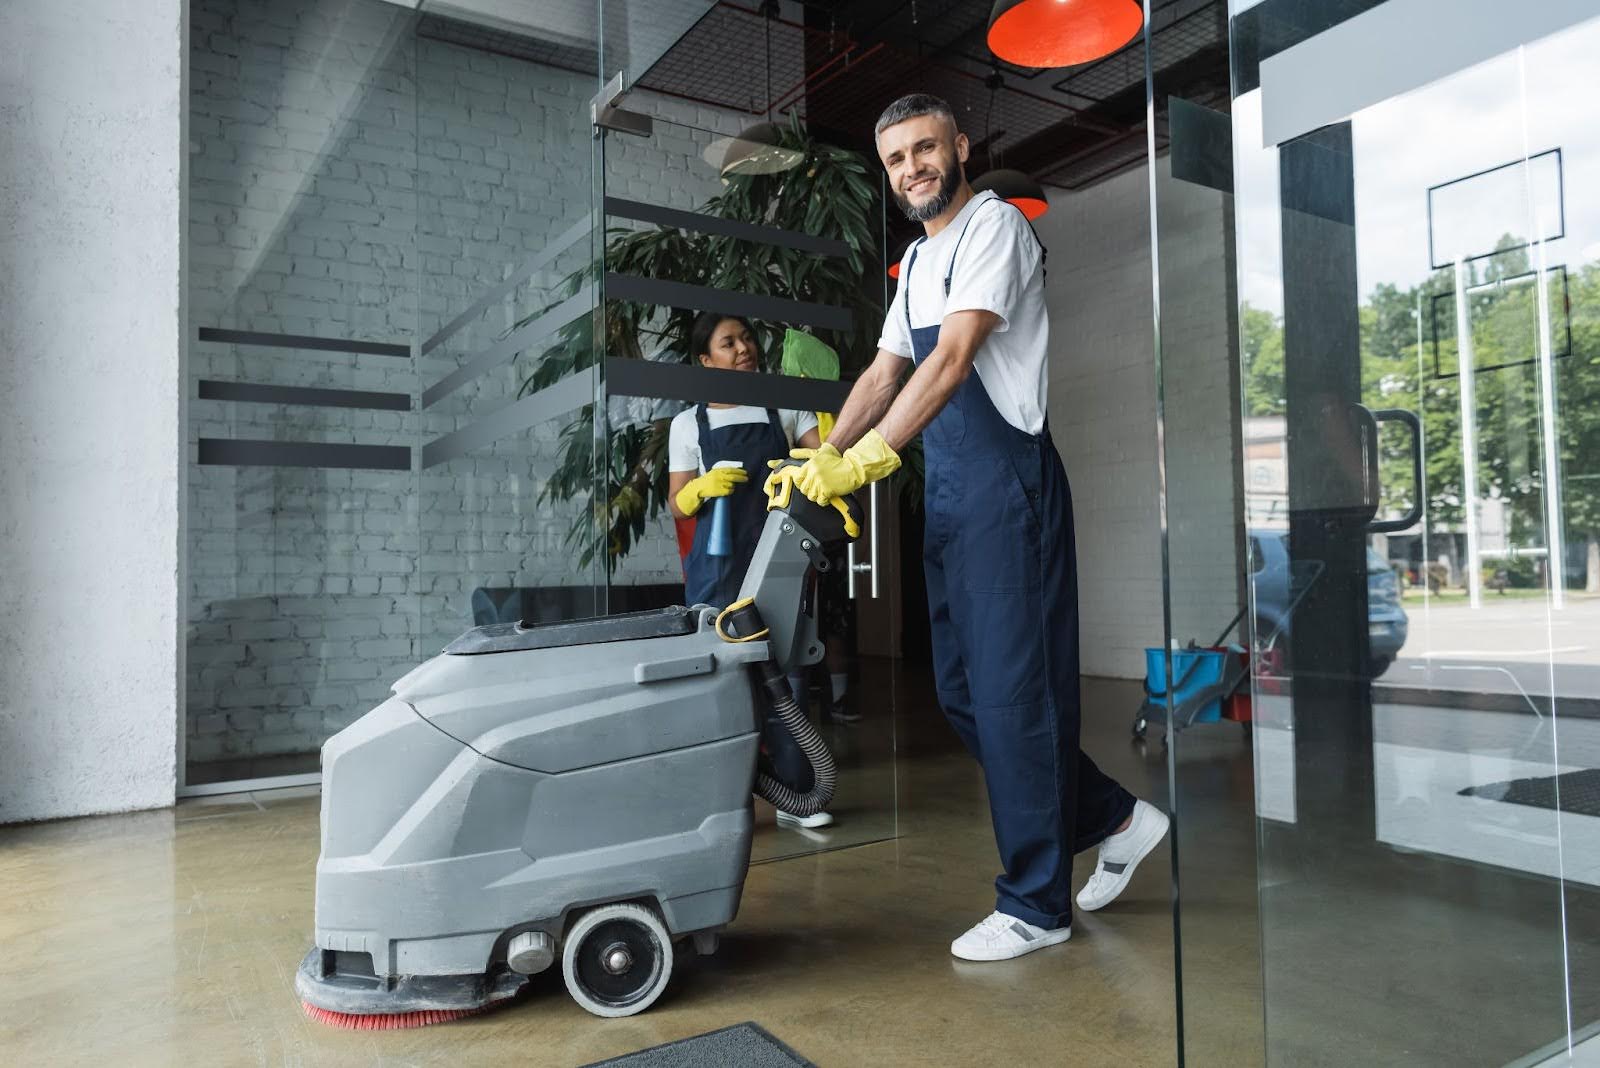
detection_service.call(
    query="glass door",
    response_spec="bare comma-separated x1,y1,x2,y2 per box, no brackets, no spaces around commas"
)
1181,3,1600,1064
183,0,430,790
592,101,901,862
182,0,614,792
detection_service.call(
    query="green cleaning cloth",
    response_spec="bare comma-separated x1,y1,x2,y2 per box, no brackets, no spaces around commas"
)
781,328,840,381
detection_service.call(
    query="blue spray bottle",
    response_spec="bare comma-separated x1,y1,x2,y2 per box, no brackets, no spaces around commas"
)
706,460,743,557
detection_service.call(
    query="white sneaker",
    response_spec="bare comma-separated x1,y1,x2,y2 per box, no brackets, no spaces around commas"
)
950,911,1072,962
1076,800,1171,912
776,809,834,829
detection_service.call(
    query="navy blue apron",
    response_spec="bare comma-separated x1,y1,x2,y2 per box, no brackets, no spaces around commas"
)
904,199,1134,930
682,404,788,609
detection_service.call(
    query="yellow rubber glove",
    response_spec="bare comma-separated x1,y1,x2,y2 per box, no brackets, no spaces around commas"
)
762,464,862,538
825,497,863,538
763,445,820,507
792,430,900,505
766,446,818,470
674,465,747,517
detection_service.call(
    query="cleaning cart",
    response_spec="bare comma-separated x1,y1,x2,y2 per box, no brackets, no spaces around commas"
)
1131,606,1253,742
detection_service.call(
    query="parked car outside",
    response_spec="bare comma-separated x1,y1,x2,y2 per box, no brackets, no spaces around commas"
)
1248,529,1409,678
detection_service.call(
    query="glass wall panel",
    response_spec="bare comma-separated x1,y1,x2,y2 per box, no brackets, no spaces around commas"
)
596,109,898,860
1163,2,1600,1063
412,0,607,653
1143,2,1261,1062
185,0,422,786
412,269,602,652
1519,26,1600,1059
186,0,898,874
184,0,607,789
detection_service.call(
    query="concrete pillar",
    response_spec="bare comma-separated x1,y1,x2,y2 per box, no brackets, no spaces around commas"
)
0,0,185,820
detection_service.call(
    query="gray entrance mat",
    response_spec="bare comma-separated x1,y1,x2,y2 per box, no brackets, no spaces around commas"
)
1459,767,1600,816
580,1022,815,1068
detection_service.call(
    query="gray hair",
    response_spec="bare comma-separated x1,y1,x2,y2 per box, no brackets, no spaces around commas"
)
874,93,956,140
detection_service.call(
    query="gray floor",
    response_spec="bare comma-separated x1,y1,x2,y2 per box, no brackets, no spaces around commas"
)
16,658,1598,1066
0,669,1181,1068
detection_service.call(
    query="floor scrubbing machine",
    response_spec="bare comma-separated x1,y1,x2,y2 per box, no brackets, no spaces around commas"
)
295,484,860,1027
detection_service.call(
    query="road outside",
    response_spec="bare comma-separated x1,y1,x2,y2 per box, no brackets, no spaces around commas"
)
1395,592,1600,665
1378,592,1600,699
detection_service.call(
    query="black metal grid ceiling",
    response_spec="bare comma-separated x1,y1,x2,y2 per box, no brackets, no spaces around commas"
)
636,3,817,116
412,0,1231,192
630,0,1230,191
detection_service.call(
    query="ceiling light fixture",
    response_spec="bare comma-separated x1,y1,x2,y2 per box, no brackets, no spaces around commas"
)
987,0,1143,68
703,0,802,177
706,122,804,176
972,169,1050,220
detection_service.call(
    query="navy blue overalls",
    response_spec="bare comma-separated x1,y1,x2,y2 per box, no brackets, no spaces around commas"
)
904,198,1135,929
682,403,789,609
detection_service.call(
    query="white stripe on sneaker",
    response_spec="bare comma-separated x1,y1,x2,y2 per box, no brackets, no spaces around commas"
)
951,911,1073,962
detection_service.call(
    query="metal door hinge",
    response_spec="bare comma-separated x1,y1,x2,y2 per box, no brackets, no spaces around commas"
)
591,71,653,138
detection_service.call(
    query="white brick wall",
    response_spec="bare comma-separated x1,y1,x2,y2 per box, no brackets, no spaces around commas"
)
1037,157,1242,679
185,0,750,763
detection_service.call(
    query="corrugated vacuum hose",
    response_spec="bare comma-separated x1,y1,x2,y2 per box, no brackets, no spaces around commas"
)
715,598,837,817
753,661,836,817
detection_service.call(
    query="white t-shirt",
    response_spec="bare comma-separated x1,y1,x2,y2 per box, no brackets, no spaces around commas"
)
876,190,1049,435
667,404,820,475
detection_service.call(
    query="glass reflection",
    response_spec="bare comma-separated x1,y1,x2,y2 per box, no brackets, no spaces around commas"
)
595,112,896,861
1229,11,1600,1065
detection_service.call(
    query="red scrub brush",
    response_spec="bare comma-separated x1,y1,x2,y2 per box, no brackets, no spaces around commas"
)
295,946,529,1030
300,1001,488,1030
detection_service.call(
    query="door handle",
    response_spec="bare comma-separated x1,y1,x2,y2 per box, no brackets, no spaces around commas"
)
846,481,881,599
1355,404,1424,533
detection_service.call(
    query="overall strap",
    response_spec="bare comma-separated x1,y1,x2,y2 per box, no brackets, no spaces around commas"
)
694,402,713,464
764,407,784,440
943,194,1049,292
942,195,997,296
901,237,927,339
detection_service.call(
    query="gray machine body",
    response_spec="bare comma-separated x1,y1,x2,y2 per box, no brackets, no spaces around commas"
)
306,504,830,987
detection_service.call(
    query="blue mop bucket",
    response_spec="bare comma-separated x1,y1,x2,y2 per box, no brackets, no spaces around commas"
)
1143,647,1227,724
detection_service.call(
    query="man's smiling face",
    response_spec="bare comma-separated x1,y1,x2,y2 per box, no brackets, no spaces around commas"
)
876,112,968,223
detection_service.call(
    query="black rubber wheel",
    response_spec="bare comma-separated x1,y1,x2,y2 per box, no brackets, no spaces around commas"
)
1132,716,1148,741
562,903,673,1018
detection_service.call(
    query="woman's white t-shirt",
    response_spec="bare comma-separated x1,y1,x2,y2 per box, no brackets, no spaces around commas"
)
667,404,820,475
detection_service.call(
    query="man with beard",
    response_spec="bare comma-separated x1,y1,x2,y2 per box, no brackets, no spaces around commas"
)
767,93,1169,961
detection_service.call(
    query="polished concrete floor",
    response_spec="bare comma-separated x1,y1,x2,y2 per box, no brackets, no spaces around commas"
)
12,663,1596,1066
1173,689,1600,1068
0,671,1181,1067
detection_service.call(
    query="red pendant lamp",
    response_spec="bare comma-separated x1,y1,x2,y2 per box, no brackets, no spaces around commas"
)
987,0,1143,68
887,236,912,279
972,169,1050,221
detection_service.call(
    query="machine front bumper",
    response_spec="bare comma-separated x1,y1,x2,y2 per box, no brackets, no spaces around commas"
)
294,946,528,1016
